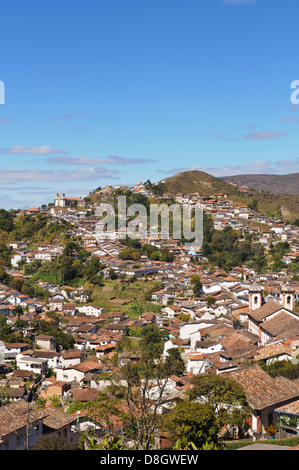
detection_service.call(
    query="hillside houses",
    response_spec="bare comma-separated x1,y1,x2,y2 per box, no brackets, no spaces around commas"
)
0,191,299,448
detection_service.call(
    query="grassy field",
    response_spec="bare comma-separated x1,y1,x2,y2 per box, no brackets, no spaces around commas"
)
90,278,162,317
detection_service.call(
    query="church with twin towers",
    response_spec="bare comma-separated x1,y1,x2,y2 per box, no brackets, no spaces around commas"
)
54,193,86,207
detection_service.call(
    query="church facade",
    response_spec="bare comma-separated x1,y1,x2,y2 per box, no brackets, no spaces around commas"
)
54,193,86,207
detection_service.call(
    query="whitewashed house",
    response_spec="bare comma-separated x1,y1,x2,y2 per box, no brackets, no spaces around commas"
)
77,304,104,317
16,356,48,376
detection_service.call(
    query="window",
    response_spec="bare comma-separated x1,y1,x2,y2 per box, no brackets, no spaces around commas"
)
287,295,291,304
254,296,258,304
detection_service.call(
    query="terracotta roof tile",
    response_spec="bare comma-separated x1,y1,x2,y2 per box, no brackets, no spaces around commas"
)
229,364,299,410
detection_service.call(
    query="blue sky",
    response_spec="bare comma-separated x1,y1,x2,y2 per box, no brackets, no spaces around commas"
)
1,0,299,209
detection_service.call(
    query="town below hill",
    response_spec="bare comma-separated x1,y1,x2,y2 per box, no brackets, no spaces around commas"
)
0,178,299,450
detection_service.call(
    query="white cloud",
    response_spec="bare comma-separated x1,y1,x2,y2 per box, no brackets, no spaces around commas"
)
212,131,238,142
281,116,299,124
158,158,299,177
243,131,287,140
47,155,156,166
0,145,68,155
0,167,120,184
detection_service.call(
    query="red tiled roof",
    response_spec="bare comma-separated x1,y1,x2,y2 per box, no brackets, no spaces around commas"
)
229,364,299,410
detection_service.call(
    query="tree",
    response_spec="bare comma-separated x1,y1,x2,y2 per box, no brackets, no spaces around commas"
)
164,348,185,377
85,436,125,450
110,325,182,450
248,198,259,212
109,268,118,280
191,274,202,296
206,296,216,307
0,209,14,232
0,386,10,407
164,400,219,449
188,374,249,432
32,435,77,450
139,324,168,359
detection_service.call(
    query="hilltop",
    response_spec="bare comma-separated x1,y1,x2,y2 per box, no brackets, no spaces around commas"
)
221,173,299,196
159,170,299,219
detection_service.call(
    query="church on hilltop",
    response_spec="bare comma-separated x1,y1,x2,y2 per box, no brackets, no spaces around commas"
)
54,193,86,208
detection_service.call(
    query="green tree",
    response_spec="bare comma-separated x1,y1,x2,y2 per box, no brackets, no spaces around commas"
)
32,435,77,450
188,374,249,430
110,325,181,450
165,347,185,376
0,209,14,232
164,401,219,449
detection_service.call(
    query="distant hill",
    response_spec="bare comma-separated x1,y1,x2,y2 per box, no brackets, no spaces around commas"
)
221,173,299,196
160,170,299,219
161,170,235,197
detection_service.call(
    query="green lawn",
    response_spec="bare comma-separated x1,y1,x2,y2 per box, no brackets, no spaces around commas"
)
90,278,162,316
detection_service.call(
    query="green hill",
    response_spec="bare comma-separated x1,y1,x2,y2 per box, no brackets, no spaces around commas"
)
161,170,235,197
160,170,299,219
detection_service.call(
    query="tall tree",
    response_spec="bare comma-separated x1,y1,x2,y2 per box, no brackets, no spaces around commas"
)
109,325,182,450
188,374,250,433
163,400,219,449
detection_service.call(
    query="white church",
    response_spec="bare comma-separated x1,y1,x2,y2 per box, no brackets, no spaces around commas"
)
54,193,86,207
247,281,298,345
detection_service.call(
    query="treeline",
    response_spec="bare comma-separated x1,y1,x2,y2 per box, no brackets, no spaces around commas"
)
0,314,74,350
202,217,267,272
31,241,106,287
118,237,175,262
201,214,299,273
0,209,72,245
0,265,49,300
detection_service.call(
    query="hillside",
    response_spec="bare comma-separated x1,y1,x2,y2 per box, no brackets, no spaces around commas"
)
221,173,299,196
160,170,299,219
161,170,237,197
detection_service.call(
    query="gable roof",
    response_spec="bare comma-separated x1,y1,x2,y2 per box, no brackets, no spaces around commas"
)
249,301,288,322
261,312,299,338
228,364,299,410
42,406,76,430
0,401,48,438
254,342,294,362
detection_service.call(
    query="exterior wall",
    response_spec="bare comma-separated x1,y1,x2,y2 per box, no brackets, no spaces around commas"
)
17,357,48,376
190,331,202,350
0,421,43,450
260,328,272,346
249,292,262,311
45,422,79,447
55,368,85,383
40,385,65,400
282,292,294,312
187,358,206,374
196,343,222,355
202,284,221,295
59,356,82,368
179,322,213,340
36,338,56,350
163,339,178,356
55,194,66,207
248,317,260,338
77,305,104,316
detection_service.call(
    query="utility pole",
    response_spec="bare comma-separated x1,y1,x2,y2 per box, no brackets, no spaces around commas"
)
26,399,30,450
25,385,33,450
